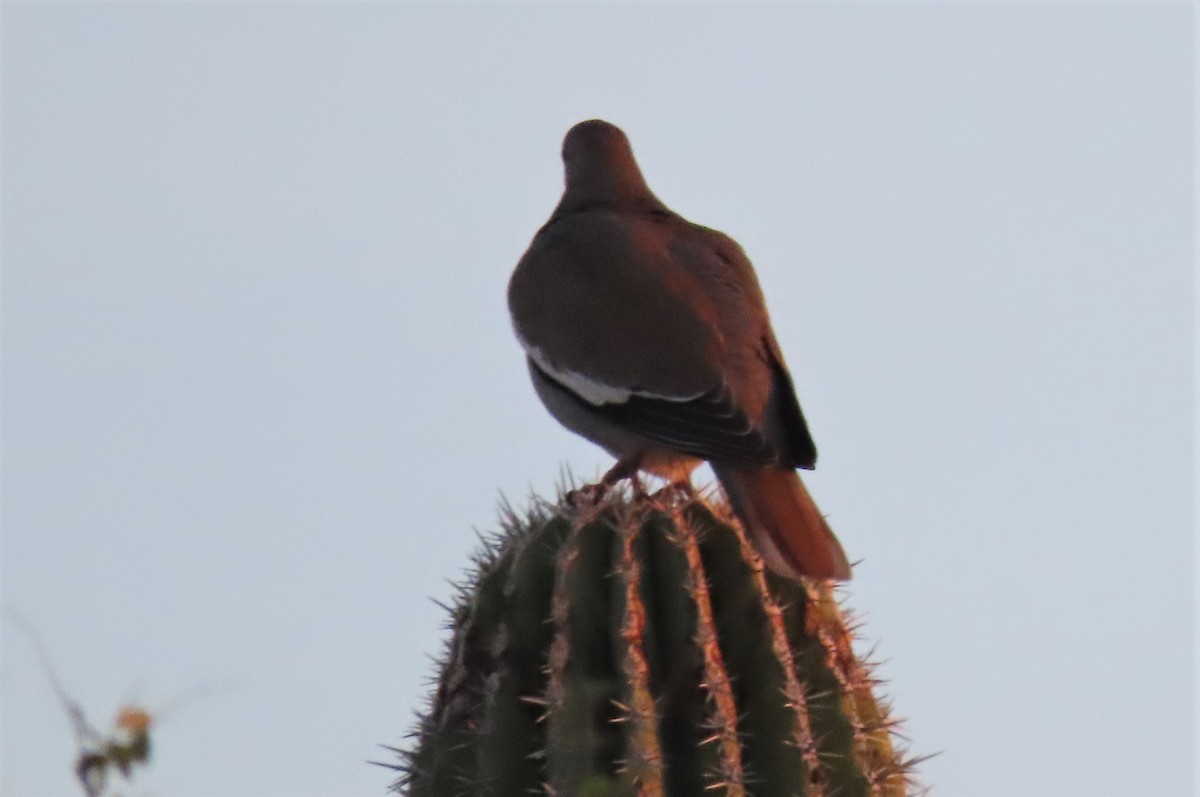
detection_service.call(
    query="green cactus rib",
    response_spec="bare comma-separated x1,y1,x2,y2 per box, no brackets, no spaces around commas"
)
674,507,747,797
393,490,920,797
615,514,665,796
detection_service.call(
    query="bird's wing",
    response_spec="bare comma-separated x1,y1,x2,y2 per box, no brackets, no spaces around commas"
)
684,225,819,469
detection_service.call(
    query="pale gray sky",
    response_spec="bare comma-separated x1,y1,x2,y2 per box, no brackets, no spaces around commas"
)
2,4,1195,797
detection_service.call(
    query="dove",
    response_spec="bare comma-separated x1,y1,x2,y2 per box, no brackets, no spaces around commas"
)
508,119,851,581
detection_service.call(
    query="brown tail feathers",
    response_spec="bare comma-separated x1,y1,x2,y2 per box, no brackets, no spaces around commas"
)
712,465,851,581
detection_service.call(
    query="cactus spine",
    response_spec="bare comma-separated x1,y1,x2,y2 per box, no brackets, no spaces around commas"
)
392,489,920,796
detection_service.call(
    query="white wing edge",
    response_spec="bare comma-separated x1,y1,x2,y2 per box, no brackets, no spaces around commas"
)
519,335,704,407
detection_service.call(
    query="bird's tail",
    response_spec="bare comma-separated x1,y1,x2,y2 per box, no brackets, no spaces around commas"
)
712,465,851,581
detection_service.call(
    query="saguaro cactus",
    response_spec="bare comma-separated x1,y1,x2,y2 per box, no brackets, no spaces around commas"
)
391,489,920,797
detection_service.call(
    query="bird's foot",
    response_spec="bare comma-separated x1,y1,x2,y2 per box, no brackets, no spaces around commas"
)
648,478,695,509
565,482,610,511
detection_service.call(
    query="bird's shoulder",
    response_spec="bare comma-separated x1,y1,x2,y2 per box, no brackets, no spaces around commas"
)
530,203,678,251
675,221,767,299
508,205,724,399
512,205,704,303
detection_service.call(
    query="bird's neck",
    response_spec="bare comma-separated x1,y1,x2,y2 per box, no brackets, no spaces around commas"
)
555,187,669,220
556,154,667,216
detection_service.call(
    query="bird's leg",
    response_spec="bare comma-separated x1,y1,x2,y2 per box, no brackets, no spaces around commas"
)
567,455,644,510
629,472,647,498
602,455,647,498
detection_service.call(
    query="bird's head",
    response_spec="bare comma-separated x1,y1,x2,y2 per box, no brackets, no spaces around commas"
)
559,119,657,209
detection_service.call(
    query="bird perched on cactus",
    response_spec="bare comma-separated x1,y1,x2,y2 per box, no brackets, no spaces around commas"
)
508,119,850,581
387,122,921,796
